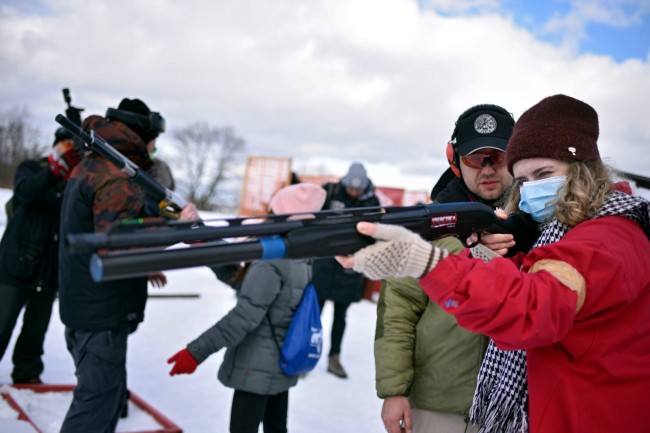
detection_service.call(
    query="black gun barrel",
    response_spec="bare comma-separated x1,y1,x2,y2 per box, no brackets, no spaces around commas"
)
66,219,304,254
91,240,264,282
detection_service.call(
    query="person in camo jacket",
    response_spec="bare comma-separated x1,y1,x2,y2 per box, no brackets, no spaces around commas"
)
57,98,198,433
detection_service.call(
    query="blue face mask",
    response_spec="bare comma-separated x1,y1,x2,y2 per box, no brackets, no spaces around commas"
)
518,176,566,222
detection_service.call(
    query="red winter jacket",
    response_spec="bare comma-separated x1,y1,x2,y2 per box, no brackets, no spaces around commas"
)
421,215,650,433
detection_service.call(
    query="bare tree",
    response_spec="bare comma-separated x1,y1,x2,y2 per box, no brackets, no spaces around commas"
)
0,106,46,188
171,122,246,210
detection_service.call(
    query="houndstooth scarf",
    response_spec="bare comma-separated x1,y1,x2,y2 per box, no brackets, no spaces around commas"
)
468,190,650,433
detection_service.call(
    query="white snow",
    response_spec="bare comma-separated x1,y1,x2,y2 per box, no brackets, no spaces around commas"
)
0,188,385,433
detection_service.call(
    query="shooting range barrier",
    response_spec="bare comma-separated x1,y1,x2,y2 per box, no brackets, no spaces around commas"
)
0,384,182,433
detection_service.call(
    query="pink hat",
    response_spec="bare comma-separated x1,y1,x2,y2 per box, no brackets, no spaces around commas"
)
269,183,327,218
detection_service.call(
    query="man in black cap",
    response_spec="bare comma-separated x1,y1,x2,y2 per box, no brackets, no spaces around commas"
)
434,104,515,204
374,105,519,433
0,127,81,384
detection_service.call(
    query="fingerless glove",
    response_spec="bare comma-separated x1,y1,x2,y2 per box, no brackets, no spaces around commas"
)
351,224,449,280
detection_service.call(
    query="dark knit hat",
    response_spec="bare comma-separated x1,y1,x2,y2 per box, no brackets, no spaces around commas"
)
507,94,600,174
119,98,148,113
106,98,165,143
53,127,74,146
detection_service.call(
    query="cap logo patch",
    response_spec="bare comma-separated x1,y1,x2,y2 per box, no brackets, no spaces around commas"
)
568,146,576,156
474,114,497,134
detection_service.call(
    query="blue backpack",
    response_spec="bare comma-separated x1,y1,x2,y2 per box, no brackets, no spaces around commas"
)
270,283,323,376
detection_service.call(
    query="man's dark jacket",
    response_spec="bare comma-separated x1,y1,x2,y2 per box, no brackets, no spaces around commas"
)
0,158,66,291
312,181,380,303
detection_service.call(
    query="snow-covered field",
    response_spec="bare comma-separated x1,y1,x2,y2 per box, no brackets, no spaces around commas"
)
0,188,385,433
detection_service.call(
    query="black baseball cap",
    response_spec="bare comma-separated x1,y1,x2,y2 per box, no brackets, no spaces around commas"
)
53,127,73,146
453,104,514,156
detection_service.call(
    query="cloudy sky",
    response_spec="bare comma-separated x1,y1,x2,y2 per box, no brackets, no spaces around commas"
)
1,0,649,193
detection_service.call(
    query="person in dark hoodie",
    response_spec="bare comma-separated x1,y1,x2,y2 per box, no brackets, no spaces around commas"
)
312,162,380,378
0,127,81,384
374,104,524,433
57,98,198,433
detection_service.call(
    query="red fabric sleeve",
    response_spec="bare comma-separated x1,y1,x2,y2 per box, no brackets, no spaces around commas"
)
420,217,647,350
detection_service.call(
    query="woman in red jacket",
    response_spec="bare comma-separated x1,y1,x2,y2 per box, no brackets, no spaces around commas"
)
338,94,650,433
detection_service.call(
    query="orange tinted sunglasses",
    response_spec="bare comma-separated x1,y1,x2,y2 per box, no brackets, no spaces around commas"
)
460,149,506,169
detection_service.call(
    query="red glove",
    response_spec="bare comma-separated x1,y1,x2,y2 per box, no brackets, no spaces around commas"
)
48,149,81,179
167,348,199,376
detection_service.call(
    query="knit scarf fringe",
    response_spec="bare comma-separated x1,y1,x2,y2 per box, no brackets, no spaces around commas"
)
468,190,650,433
469,345,528,433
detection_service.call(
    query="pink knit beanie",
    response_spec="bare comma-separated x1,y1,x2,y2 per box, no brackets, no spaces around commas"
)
269,183,327,217
507,94,601,174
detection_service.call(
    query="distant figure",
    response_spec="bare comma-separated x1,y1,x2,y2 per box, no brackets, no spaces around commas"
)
148,157,176,190
0,127,81,384
168,183,327,433
312,162,380,378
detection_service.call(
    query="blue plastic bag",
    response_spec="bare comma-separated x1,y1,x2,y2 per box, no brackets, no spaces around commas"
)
279,283,323,375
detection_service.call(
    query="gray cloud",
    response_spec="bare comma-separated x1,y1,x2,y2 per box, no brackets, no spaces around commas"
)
0,0,648,193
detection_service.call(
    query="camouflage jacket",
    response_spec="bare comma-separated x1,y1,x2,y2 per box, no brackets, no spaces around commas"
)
58,115,155,331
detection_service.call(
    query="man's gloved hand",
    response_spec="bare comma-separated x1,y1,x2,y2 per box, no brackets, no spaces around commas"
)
48,148,81,179
167,348,199,376
337,222,449,280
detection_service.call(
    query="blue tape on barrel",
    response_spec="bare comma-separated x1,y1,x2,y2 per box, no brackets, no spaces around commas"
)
260,236,287,260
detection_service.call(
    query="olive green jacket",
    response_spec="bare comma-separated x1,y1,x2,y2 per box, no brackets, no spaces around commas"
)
374,236,489,416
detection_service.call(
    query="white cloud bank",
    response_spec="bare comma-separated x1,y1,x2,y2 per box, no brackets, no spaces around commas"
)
1,0,648,192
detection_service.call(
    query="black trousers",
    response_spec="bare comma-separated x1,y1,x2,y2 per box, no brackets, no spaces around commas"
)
60,326,129,433
318,299,351,356
0,282,56,382
230,389,289,433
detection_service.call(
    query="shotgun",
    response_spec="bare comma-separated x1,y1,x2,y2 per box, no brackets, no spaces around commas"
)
65,201,531,282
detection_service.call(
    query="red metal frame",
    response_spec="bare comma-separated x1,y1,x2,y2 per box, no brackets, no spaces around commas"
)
1,390,42,432
3,384,182,433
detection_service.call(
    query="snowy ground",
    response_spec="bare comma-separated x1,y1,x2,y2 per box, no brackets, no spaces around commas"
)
0,188,385,433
